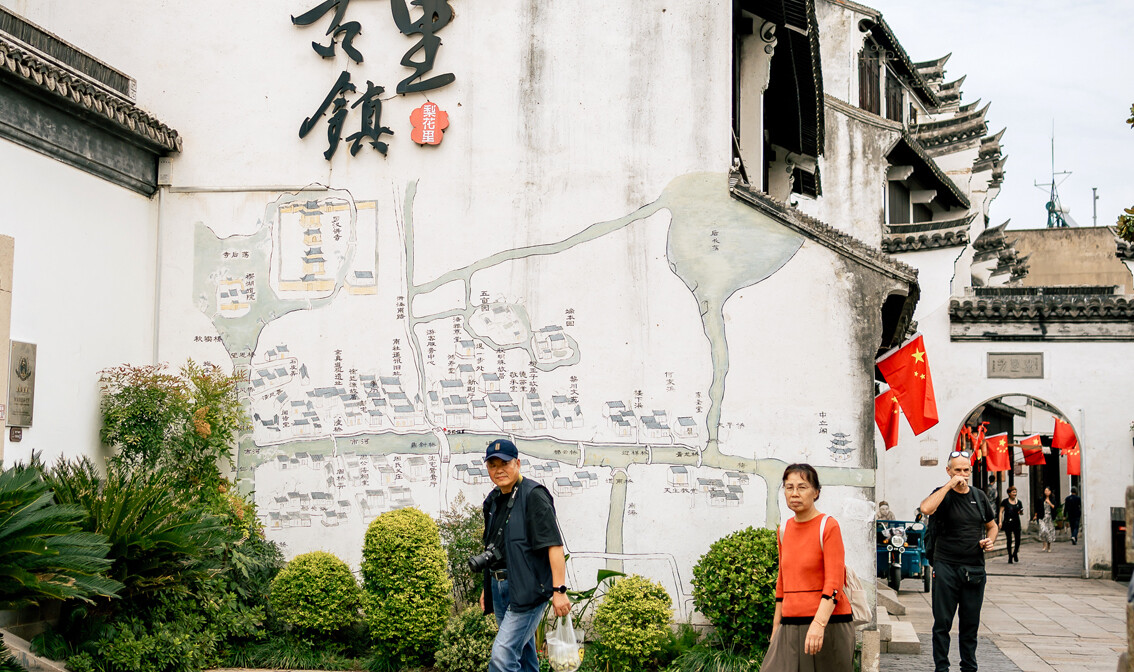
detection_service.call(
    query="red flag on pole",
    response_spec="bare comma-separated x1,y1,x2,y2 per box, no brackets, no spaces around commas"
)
970,422,988,465
1020,434,1046,466
1065,444,1081,476
1052,417,1077,453
985,432,1010,471
956,425,972,454
876,334,938,435
874,391,900,450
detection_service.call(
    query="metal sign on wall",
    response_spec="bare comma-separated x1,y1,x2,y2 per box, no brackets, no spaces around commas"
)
8,341,36,427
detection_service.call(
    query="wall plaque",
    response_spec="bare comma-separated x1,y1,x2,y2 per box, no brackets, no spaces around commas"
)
8,341,36,427
987,352,1043,379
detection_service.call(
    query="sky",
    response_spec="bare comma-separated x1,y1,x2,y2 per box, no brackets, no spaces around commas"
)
865,1,1134,230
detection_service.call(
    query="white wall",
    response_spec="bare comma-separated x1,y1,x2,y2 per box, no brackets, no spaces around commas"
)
876,303,1134,574
0,140,157,465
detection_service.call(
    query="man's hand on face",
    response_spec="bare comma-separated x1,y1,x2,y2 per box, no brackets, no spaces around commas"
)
949,474,969,491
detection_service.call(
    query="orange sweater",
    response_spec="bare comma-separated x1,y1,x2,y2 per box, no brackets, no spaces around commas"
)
775,515,852,623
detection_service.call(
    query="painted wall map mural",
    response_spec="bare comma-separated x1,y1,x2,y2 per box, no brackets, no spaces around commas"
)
190,173,874,617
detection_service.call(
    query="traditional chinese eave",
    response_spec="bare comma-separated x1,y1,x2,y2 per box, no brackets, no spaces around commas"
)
979,128,1006,158
729,179,918,285
1115,231,1134,261
938,75,966,100
882,212,976,253
971,220,1009,257
913,53,951,84
886,133,971,210
0,34,180,154
959,99,982,114
915,102,990,151
860,17,939,108
950,287,1134,341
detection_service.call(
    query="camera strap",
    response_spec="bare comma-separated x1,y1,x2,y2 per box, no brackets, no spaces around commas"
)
488,486,519,549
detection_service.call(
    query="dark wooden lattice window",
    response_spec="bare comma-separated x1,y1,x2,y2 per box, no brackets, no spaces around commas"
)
888,182,911,225
913,203,933,223
791,168,819,198
885,70,903,123
859,46,881,115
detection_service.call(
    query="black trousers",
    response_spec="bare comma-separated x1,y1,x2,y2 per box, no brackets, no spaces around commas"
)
931,560,986,672
1003,523,1020,560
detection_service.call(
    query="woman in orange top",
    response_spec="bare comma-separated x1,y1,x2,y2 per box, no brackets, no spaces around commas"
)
761,464,854,672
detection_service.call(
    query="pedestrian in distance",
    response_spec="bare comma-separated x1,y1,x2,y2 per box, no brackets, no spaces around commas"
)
920,451,998,672
1064,487,1082,545
761,463,854,672
999,486,1024,563
1034,487,1056,553
984,476,997,508
475,439,571,672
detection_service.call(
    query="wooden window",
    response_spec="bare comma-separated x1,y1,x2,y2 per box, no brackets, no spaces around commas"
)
888,182,911,225
885,70,903,123
858,46,881,115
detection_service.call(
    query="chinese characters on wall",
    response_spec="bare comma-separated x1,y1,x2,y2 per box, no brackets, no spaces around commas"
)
292,0,456,159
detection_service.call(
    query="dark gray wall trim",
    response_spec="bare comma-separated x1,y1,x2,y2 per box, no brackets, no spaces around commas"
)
0,74,158,195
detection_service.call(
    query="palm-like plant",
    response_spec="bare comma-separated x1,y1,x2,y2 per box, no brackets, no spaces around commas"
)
41,458,224,601
0,464,122,610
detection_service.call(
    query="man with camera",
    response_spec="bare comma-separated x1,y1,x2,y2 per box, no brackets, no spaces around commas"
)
475,438,570,672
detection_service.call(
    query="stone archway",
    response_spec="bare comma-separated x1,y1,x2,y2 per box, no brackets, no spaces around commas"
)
952,394,1086,577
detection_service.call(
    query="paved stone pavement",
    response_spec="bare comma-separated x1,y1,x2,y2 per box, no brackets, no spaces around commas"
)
882,539,1128,672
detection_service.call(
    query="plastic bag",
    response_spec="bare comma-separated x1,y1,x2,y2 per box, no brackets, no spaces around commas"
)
545,613,583,672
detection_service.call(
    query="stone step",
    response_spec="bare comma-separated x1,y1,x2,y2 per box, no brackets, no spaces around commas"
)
874,580,906,615
876,605,893,642
883,620,921,655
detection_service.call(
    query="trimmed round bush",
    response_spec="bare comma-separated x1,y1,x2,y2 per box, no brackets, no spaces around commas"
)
592,574,674,672
361,507,453,667
269,551,360,635
433,607,498,672
691,526,778,652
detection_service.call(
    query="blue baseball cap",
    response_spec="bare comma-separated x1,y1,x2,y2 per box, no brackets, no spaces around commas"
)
484,439,519,462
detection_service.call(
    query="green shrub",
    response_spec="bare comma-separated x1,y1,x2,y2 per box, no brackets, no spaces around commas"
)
438,493,485,609
41,458,223,602
99,361,246,492
270,551,360,635
361,507,453,668
591,574,673,672
433,607,498,672
691,527,778,652
666,643,764,672
0,462,121,610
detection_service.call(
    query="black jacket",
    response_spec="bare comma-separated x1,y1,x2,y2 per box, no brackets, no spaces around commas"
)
482,477,557,613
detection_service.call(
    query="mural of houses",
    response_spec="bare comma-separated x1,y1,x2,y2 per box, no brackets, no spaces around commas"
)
676,416,698,438
471,398,488,420
603,400,627,418
405,456,428,482
574,471,598,488
456,340,476,358
321,510,341,526
388,486,414,509
480,372,502,392
639,411,670,440
709,490,740,508
724,471,750,487
553,476,583,497
533,325,571,361
668,465,692,486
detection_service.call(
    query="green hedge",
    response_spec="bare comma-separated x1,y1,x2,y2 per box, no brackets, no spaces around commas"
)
691,526,778,652
361,507,453,668
592,574,673,672
270,551,360,635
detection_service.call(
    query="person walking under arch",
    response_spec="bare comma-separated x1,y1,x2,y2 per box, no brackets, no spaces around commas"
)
920,451,998,672
999,486,1023,563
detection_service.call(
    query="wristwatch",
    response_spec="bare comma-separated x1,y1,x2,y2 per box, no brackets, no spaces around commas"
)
552,585,568,594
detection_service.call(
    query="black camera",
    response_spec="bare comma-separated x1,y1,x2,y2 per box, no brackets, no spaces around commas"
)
468,543,502,572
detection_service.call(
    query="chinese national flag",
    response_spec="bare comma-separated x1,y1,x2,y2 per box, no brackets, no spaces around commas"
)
1020,434,1046,466
1065,444,1081,476
875,391,900,450
985,432,1010,472
876,334,938,435
1052,417,1077,453
970,423,988,465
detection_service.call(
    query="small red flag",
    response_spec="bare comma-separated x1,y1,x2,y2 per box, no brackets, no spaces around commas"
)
1066,443,1081,475
1020,434,1046,466
1052,417,1077,453
875,391,900,450
876,334,938,435
970,423,988,465
985,432,1010,472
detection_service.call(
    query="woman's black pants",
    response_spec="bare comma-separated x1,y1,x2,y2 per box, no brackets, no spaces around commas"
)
1004,523,1021,561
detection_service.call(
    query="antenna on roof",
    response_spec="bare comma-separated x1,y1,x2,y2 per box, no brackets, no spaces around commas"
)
1033,124,1074,227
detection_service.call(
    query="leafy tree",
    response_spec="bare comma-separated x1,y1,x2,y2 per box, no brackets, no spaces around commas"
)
1118,104,1134,242
437,492,485,609
691,526,778,653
